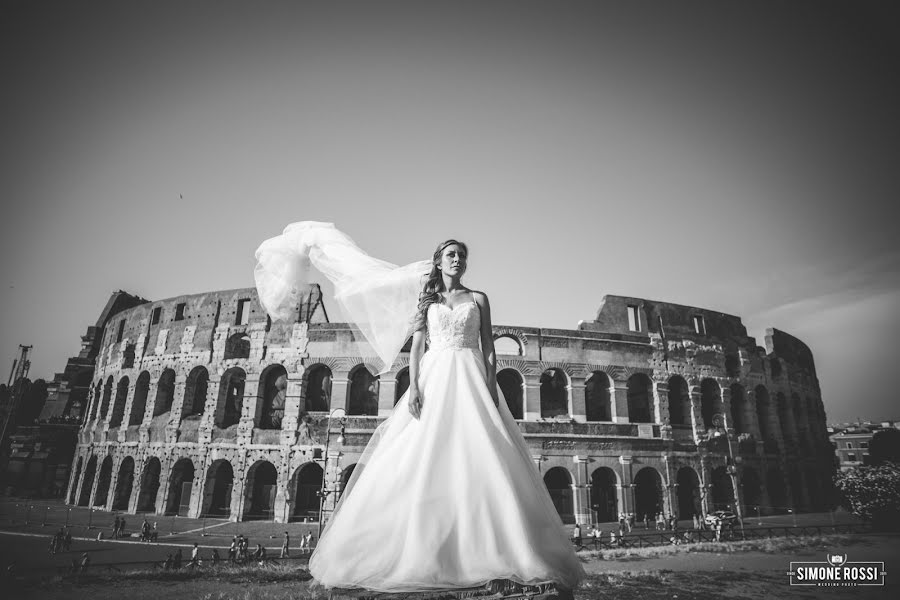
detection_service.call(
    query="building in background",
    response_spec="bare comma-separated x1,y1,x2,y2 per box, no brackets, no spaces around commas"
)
65,285,834,525
829,421,900,472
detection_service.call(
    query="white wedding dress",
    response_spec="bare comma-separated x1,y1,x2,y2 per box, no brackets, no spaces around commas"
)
308,298,585,592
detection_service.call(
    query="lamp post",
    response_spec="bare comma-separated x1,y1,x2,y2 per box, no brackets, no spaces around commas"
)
711,413,744,535
316,408,347,540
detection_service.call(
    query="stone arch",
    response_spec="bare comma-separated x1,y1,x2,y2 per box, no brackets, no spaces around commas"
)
394,367,410,406
590,466,618,522
110,377,130,427
755,386,774,440
77,455,97,506
165,458,195,516
112,456,135,510
347,365,379,416
540,368,569,419
742,466,762,513
202,459,234,517
585,371,612,422
137,457,161,513
497,368,524,419
93,456,114,507
224,333,250,360
494,335,523,356
767,467,788,514
627,373,653,423
292,462,324,521
667,375,690,426
68,457,83,504
700,378,722,429
217,367,246,428
87,381,102,421
129,371,151,426
543,466,574,524
243,460,278,520
152,369,176,417
303,364,332,412
99,376,113,421
182,366,209,417
730,383,747,434
676,466,701,519
710,465,734,511
258,364,288,429
633,466,663,521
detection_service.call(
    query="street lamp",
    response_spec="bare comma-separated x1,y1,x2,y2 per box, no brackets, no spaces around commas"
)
316,408,347,539
711,413,744,535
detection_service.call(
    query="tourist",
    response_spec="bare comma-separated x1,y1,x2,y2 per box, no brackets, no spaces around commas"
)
281,531,290,558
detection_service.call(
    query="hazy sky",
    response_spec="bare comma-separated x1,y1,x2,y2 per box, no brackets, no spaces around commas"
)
2,1,898,424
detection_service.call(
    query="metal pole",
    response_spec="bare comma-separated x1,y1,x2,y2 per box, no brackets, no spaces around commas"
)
43,506,49,527
88,508,93,530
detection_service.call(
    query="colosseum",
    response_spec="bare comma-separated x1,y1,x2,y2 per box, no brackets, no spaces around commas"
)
67,286,834,527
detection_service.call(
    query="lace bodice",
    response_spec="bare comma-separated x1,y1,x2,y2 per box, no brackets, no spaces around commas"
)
427,301,481,351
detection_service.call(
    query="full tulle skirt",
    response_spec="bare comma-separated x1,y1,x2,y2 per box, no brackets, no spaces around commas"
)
308,347,585,592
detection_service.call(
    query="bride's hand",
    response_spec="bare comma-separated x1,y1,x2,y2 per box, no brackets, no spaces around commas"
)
408,386,422,420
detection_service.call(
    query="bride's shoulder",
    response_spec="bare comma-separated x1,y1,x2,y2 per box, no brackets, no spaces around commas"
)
470,290,490,305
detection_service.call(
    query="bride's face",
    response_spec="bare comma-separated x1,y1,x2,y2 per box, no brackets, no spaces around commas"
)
439,244,467,278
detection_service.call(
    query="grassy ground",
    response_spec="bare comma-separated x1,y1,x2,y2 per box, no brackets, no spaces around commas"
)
6,534,897,600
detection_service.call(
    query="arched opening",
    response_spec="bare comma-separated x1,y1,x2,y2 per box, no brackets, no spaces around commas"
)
667,376,690,426
710,466,734,511
292,462,324,521
494,335,523,356
113,457,135,510
217,368,246,428
243,460,278,520
755,386,773,440
304,365,332,412
224,333,250,360
258,365,288,429
110,377,129,427
137,457,161,513
585,371,611,422
676,467,701,520
742,467,762,513
633,467,663,522
98,376,113,421
394,368,410,406
590,467,618,523
543,467,574,523
68,457,83,504
627,374,653,423
182,366,209,417
348,366,379,416
766,468,787,514
202,460,234,517
730,383,746,434
165,459,195,516
700,379,721,430
497,368,524,419
77,456,97,506
153,369,176,417
93,456,113,508
129,372,151,426
540,369,568,419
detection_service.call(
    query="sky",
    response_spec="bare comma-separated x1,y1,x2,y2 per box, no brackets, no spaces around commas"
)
1,1,898,424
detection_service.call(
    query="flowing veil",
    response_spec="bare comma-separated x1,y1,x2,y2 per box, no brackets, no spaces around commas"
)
254,221,431,375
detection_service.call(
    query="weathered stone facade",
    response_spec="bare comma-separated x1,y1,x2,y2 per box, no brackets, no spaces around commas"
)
68,288,834,526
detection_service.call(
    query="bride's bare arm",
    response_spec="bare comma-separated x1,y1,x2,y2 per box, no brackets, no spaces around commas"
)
475,292,499,406
407,328,426,419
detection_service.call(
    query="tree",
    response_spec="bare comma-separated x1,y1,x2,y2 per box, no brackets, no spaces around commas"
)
867,428,900,466
834,463,900,531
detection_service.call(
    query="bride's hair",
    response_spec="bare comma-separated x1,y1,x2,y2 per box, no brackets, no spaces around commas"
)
412,239,468,332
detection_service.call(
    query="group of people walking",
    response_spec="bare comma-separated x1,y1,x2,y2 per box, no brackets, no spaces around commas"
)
47,527,73,555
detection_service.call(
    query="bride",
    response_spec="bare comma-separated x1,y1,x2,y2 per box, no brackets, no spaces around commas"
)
255,223,584,592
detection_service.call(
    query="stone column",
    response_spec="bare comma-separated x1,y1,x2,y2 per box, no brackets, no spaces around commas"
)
720,385,734,436
318,450,345,530
87,463,103,509
237,376,260,445
330,373,350,414
572,455,591,525
139,380,160,443
104,456,122,512
523,375,541,421
166,375,187,443
187,447,210,518
72,452,90,507
661,454,675,517
618,456,634,515
127,454,145,514
199,378,220,444
688,386,704,443
154,455,173,515
378,375,397,417
281,372,305,446
570,375,586,421
611,381,630,424
699,456,712,517
653,380,671,439
230,454,249,522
